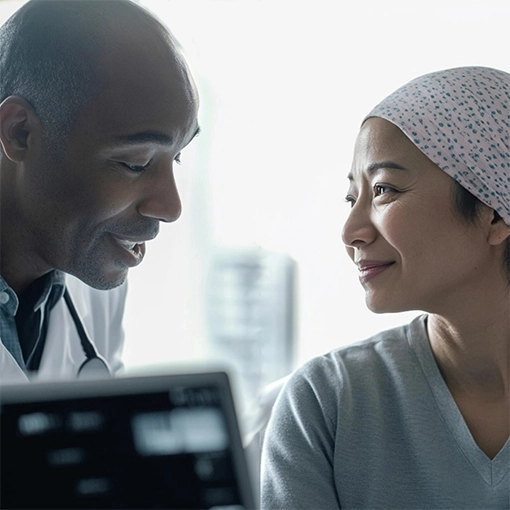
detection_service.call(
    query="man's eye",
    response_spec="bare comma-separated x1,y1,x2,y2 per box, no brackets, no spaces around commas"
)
122,161,151,173
120,154,182,173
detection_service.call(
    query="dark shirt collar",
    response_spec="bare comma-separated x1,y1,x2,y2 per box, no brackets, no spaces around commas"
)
30,270,66,312
15,270,66,371
0,270,66,311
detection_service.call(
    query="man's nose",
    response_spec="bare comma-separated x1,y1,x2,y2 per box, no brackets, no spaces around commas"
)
137,162,182,223
341,200,376,249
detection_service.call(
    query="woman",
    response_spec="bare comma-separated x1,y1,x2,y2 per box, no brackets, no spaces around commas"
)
261,66,510,509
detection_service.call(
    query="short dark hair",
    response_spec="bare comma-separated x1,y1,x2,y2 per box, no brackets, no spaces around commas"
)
0,1,104,149
0,0,167,151
452,180,510,282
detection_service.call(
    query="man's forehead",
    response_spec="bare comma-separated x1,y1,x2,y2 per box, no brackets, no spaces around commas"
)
73,77,200,148
93,32,194,104
47,1,199,145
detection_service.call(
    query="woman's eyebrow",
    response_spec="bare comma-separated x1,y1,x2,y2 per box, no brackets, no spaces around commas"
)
348,161,409,181
367,161,409,174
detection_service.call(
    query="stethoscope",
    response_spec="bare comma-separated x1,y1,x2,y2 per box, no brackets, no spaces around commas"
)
63,288,112,379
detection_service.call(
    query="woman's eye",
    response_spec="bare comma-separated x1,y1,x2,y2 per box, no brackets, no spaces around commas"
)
174,153,182,165
344,195,356,208
373,184,395,197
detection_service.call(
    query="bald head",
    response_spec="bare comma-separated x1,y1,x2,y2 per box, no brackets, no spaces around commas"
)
0,0,183,150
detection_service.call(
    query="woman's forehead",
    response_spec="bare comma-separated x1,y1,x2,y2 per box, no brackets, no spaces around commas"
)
349,118,450,187
354,118,429,165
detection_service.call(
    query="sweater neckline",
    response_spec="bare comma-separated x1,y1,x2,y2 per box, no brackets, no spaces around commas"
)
407,314,509,487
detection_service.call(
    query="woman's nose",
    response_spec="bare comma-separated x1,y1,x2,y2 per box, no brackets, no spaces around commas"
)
341,200,376,249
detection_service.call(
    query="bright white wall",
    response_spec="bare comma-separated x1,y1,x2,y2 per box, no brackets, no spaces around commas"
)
126,0,510,373
1,1,509,380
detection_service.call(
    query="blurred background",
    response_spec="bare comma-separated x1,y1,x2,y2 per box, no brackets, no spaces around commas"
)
1,0,508,409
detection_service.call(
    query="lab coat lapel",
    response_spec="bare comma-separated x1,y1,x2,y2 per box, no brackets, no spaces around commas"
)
0,340,29,383
37,292,84,381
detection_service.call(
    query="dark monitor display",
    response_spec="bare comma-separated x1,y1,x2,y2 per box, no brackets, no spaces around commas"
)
0,372,255,510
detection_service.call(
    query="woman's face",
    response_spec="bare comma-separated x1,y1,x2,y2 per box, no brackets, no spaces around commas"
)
342,117,497,314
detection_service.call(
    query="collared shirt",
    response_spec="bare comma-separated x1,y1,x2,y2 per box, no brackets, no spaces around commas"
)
0,271,65,372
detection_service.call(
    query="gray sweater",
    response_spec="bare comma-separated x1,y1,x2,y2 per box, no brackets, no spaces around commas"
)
261,315,509,509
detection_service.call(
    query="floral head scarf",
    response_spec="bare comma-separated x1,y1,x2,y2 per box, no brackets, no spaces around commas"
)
365,66,510,226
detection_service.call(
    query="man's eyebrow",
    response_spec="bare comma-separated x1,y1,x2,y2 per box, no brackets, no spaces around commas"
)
115,131,173,145
114,126,201,146
190,126,201,142
348,161,409,181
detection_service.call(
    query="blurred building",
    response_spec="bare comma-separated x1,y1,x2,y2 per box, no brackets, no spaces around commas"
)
205,247,296,404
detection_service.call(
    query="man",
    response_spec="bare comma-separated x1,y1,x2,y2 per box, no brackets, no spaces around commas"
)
0,0,200,382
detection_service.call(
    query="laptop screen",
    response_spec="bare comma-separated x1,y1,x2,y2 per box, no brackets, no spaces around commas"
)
0,371,255,509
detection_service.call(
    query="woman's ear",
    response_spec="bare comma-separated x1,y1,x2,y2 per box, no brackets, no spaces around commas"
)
0,96,41,163
488,210,510,246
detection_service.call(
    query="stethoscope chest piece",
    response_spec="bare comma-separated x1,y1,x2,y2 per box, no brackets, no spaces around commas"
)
77,356,111,379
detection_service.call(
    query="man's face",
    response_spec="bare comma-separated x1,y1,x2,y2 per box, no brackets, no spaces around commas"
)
20,38,200,290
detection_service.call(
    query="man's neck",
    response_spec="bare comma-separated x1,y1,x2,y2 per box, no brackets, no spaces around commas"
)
0,256,51,297
1,166,53,296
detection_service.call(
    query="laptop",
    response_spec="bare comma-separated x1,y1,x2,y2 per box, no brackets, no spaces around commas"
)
0,371,256,509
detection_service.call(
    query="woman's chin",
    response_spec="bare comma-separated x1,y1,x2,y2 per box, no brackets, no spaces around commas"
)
365,294,409,314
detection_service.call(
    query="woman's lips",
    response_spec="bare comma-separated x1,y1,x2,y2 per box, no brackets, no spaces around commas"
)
357,261,395,283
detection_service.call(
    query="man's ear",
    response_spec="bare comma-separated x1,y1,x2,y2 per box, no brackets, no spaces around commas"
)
0,96,41,163
488,210,510,246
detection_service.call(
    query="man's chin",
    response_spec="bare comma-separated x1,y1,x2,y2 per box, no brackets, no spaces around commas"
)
68,266,128,290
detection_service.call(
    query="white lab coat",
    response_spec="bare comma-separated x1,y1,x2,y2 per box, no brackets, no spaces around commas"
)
0,274,127,384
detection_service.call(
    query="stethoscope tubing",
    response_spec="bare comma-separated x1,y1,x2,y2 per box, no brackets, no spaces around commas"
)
63,288,111,378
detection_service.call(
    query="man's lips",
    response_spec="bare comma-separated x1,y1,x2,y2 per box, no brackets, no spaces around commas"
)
111,231,157,249
110,235,151,267
115,239,146,251
356,260,395,283
112,232,158,244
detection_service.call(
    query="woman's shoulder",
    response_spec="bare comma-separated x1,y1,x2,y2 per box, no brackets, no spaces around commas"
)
262,314,429,455
287,314,428,394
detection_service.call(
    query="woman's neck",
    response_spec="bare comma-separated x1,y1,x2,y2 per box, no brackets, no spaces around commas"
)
427,301,509,396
